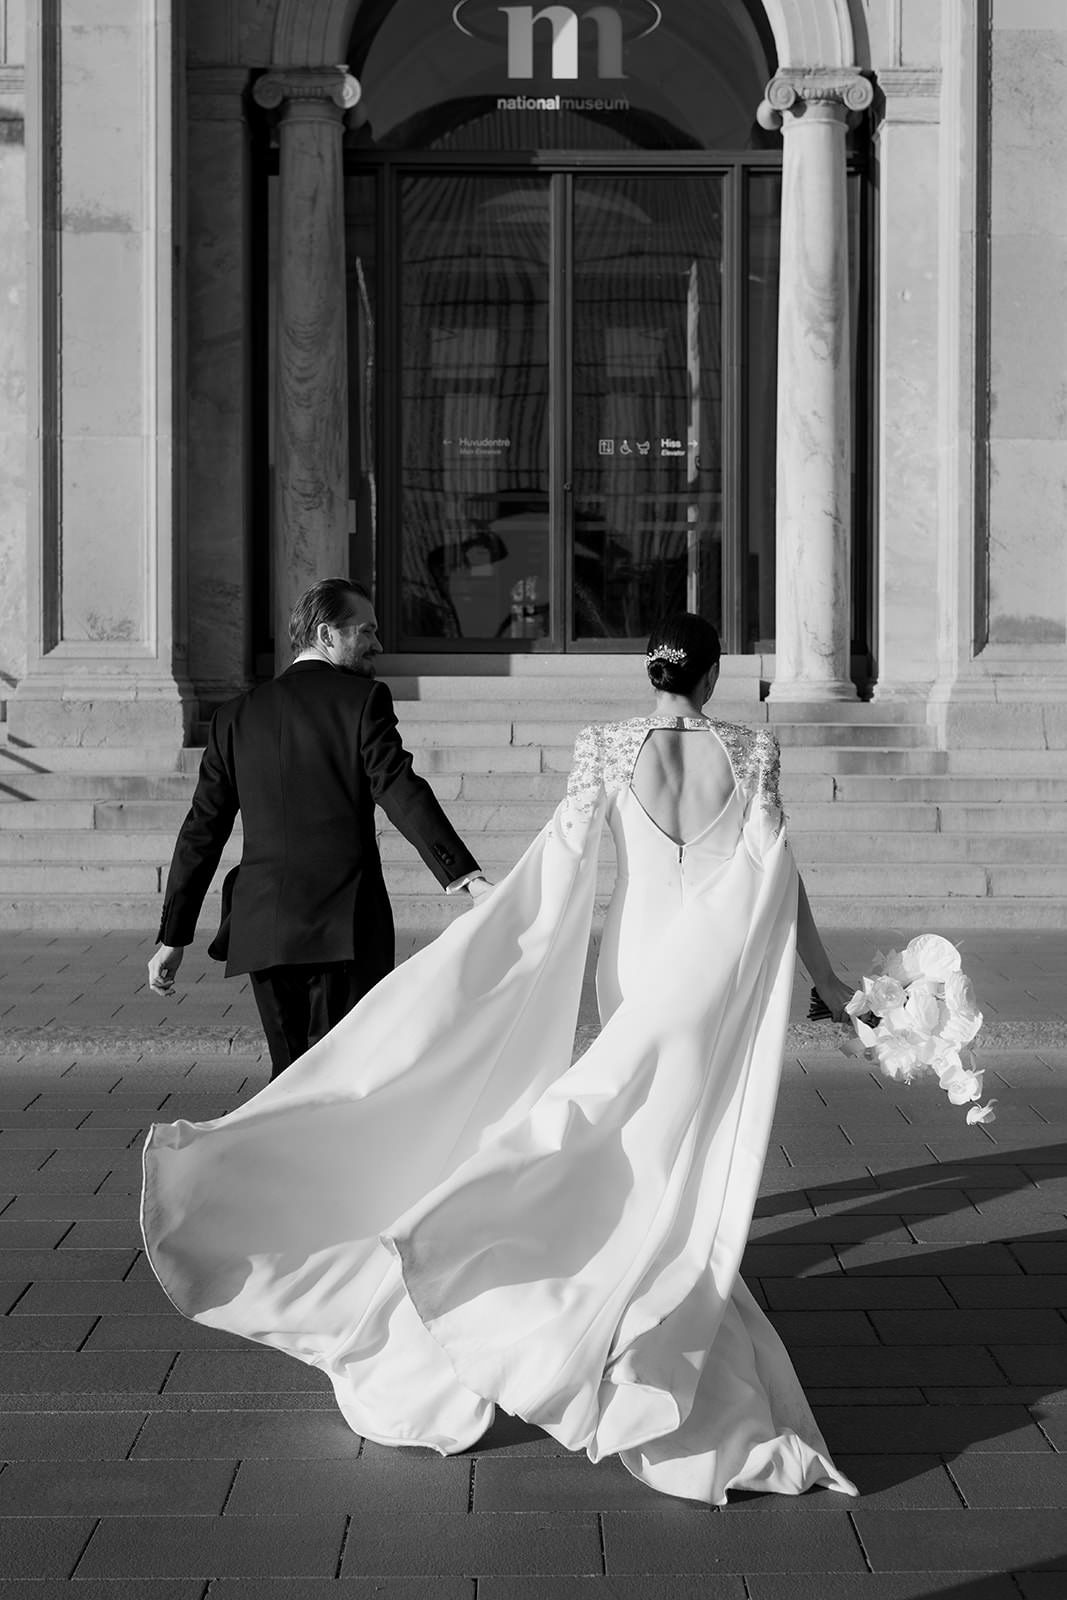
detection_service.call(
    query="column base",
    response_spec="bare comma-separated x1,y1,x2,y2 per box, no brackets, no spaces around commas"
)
766,677,858,703
8,672,194,751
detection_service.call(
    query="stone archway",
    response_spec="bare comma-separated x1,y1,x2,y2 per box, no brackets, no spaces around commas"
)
262,0,870,694
268,0,863,70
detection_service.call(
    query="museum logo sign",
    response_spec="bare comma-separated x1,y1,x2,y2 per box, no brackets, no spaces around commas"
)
452,1,662,86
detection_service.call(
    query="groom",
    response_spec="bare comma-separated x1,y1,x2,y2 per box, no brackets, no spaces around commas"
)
147,578,489,1076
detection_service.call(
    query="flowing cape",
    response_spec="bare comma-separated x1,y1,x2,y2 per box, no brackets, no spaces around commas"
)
142,772,857,1505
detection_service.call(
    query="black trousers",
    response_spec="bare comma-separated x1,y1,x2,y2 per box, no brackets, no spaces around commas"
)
249,961,376,1078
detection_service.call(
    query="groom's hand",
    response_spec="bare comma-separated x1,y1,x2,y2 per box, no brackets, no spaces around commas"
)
466,876,494,901
148,944,185,996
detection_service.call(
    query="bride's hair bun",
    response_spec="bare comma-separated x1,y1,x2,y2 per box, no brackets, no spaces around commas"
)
645,613,721,695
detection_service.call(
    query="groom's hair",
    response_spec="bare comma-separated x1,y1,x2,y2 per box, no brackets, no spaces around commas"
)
289,578,373,654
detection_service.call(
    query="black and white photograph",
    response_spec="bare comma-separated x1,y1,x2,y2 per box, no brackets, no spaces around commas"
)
0,0,1064,1594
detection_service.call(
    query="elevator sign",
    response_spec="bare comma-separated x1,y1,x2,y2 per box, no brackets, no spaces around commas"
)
452,1,662,81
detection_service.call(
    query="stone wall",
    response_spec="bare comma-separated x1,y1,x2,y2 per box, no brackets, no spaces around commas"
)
986,0,1067,649
0,0,25,686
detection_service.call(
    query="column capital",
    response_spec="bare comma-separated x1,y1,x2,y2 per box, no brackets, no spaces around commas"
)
757,69,874,131
252,66,361,118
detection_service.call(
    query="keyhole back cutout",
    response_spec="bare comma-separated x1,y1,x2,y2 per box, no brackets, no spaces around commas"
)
630,727,738,848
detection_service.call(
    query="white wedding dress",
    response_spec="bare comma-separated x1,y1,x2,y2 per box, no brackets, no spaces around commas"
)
141,716,857,1505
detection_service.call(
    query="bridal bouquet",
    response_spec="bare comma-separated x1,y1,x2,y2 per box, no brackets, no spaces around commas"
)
841,935,996,1126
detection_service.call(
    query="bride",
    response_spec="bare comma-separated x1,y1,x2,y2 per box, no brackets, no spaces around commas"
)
141,612,859,1506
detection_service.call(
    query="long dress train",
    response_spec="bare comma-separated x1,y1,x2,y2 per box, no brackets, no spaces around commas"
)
141,716,858,1505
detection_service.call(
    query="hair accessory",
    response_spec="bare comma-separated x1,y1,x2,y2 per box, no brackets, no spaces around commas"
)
646,646,687,666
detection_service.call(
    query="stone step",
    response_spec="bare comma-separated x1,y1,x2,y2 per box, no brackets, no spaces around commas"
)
9,825,1067,869
12,766,1067,807
82,798,947,836
1,856,1031,901
835,776,1067,803
0,800,99,830
945,748,1067,774
3,891,1067,934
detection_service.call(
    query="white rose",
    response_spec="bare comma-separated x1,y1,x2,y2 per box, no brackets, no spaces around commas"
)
901,935,962,983
876,1031,922,1082
904,981,942,1035
941,971,983,1045
946,1070,984,1105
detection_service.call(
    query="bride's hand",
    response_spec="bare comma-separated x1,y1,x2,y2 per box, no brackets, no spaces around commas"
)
813,970,855,1024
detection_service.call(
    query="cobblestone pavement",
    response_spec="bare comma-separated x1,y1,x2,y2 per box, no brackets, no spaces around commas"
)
0,931,1064,1595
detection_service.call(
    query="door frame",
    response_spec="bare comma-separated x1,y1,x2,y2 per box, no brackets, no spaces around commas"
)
328,145,871,657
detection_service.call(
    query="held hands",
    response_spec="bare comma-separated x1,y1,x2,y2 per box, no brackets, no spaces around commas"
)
466,876,494,902
812,970,855,1024
148,944,185,997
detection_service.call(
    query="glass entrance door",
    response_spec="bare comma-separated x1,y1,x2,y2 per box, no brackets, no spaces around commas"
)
394,170,726,650
569,175,724,643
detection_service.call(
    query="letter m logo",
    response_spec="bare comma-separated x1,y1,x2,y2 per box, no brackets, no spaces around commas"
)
498,5,625,81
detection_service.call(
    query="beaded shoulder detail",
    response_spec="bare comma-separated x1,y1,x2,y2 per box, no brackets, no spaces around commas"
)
564,716,783,834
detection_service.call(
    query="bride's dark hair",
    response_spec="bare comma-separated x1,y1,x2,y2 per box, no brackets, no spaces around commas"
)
645,613,722,696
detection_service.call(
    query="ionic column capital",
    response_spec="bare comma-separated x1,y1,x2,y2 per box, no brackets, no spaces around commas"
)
252,66,362,120
757,69,874,131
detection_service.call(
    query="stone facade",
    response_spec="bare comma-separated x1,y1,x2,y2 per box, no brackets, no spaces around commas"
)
0,0,1064,750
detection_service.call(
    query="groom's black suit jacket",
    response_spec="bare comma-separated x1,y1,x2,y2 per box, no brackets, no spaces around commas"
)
157,660,480,979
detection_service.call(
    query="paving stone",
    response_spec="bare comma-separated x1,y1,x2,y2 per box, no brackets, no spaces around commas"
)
0,1193,144,1219
0,1583,203,1599
827,1456,961,1510
0,1517,98,1579
811,1188,970,1216
478,1583,745,1600
949,1452,1067,1507
805,1388,926,1407
75,1514,348,1579
751,1217,914,1244
59,1220,143,1248
0,1457,236,1516
0,1127,136,1148
943,1275,1067,1308
12,1280,171,1315
854,1509,1067,1571
1015,1578,1067,1599
226,1453,471,1516
0,1248,138,1280
869,1309,1066,1343
601,1509,865,1574
0,1314,97,1351
0,1409,146,1459
0,1351,173,1393
760,1277,955,1310
765,1311,880,1345
163,1351,333,1394
132,1409,364,1459
740,1245,842,1277
473,1454,654,1513
208,1584,475,1600
815,1405,1052,1454
339,1512,602,1577
84,1315,249,1352
745,1577,1019,1600
990,1345,1067,1383
1009,1242,1067,1272
793,1346,1004,1386
0,1218,70,1247
834,1243,1022,1275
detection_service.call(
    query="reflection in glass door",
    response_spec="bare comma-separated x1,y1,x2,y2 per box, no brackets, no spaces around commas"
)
393,171,728,649
399,175,553,644
569,177,724,643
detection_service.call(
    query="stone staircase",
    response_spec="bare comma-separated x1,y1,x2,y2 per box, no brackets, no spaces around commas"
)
2,659,1067,932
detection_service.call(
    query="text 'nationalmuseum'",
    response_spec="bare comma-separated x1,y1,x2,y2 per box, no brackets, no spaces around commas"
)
496,94,631,111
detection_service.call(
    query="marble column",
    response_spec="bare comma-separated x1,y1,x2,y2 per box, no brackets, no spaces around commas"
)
252,67,360,667
11,0,191,752
185,69,255,700
758,70,873,702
